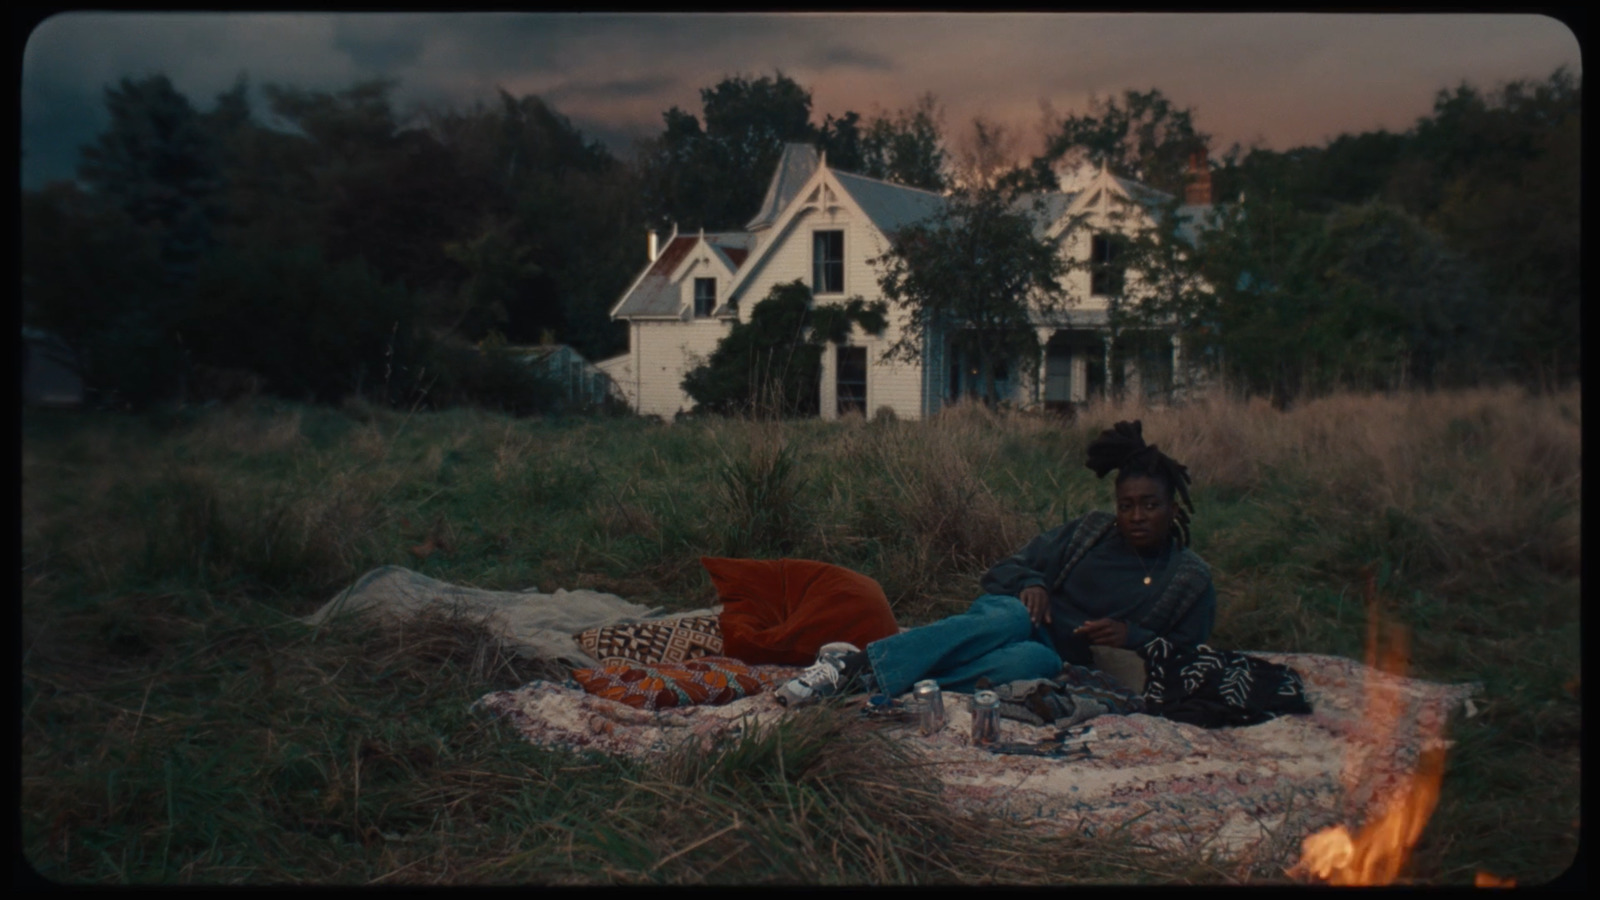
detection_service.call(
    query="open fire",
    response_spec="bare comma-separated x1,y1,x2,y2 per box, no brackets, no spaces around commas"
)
1285,567,1511,887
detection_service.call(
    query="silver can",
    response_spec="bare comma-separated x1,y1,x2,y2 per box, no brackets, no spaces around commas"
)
914,679,946,735
971,690,1001,745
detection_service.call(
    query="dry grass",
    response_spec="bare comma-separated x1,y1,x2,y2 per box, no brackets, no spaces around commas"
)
20,384,1581,884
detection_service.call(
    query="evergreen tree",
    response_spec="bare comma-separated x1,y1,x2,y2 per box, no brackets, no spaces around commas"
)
78,74,225,285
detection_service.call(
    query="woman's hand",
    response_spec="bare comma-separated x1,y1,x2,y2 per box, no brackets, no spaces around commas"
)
1019,585,1051,625
1074,618,1128,648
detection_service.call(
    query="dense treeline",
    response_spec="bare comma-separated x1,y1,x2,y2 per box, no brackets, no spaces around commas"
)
20,67,1578,412
1202,68,1581,395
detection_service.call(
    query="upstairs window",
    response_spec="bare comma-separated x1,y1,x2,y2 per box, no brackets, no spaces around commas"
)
1091,233,1125,297
813,230,844,294
693,278,716,317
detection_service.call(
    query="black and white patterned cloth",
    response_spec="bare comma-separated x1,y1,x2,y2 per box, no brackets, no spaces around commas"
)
1137,636,1312,728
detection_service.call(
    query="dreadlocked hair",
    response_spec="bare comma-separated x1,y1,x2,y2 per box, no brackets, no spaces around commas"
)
1084,419,1196,547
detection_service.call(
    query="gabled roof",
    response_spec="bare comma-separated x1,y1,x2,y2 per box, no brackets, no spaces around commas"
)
611,235,696,318
830,169,947,240
746,143,821,232
1040,164,1220,247
1111,173,1173,209
706,232,755,271
726,162,950,304
611,231,754,319
1010,191,1078,239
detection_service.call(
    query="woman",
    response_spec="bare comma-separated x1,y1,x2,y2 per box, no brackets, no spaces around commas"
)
778,420,1216,706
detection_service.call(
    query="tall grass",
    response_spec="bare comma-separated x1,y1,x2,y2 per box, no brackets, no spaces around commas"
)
21,385,1581,884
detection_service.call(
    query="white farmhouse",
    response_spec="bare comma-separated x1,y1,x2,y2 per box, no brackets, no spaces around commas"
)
605,143,1217,420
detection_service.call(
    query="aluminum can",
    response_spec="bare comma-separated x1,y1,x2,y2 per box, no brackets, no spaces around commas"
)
914,679,946,735
971,690,1001,745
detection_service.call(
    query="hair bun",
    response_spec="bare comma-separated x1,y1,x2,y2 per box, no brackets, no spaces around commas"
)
1084,419,1146,478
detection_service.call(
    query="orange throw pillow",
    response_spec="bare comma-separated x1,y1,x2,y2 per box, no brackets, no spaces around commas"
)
701,557,899,665
569,657,787,710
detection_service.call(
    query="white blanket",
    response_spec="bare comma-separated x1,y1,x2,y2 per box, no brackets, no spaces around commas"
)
301,566,708,668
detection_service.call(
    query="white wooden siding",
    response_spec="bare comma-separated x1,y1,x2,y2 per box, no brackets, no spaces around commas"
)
673,251,736,317
630,317,735,418
734,200,928,421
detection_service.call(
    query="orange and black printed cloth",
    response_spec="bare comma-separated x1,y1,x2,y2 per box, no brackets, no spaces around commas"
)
573,615,724,666
568,656,793,710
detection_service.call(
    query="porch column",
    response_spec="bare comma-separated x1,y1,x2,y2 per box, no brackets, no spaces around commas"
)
1033,326,1054,406
1171,332,1184,399
1102,334,1114,401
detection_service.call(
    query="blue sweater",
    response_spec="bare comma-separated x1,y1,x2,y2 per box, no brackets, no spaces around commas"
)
979,516,1217,654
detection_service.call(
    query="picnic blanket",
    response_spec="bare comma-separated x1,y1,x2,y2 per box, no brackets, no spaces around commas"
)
301,566,714,668
475,652,1477,869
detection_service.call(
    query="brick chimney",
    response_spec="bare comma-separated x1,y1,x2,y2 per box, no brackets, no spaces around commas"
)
1184,150,1213,206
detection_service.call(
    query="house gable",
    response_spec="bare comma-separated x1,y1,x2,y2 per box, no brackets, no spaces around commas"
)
727,163,946,312
747,143,822,232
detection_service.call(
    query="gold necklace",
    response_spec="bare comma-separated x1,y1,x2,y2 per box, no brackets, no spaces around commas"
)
1134,545,1161,586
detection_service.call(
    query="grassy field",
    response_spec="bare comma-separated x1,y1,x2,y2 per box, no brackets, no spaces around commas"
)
20,385,1581,884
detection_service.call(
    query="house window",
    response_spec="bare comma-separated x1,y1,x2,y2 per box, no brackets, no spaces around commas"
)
837,346,867,415
693,278,716,317
1044,343,1072,403
813,230,844,294
1091,233,1125,297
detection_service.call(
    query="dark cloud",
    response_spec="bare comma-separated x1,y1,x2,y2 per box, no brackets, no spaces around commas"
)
17,13,1582,191
804,45,896,72
546,75,681,103
331,16,426,70
569,115,660,161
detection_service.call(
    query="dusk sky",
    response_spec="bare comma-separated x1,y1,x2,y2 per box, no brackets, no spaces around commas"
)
20,12,1581,190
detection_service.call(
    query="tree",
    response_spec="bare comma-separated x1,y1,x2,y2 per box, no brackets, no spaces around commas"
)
681,280,887,417
257,79,470,295
1022,88,1210,197
640,72,817,231
78,74,225,285
1404,68,1581,386
863,93,949,191
182,243,422,404
1097,193,1216,396
22,182,184,407
951,116,1025,191
875,186,1069,405
1194,195,1491,402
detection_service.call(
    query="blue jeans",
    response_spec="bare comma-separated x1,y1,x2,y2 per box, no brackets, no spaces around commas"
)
864,594,1063,697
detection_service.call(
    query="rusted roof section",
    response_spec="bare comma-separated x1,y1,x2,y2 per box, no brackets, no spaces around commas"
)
706,232,755,271
612,236,696,318
747,143,821,231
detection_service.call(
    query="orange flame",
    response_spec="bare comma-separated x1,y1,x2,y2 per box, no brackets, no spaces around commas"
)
1474,871,1517,888
1287,565,1449,886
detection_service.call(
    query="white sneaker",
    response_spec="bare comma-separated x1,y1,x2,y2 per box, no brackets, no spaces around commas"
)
774,642,862,707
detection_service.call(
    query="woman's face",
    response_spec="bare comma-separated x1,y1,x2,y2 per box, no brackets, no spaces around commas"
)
1116,475,1175,551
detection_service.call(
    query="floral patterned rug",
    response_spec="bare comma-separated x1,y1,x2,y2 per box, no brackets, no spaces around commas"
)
474,652,1477,870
